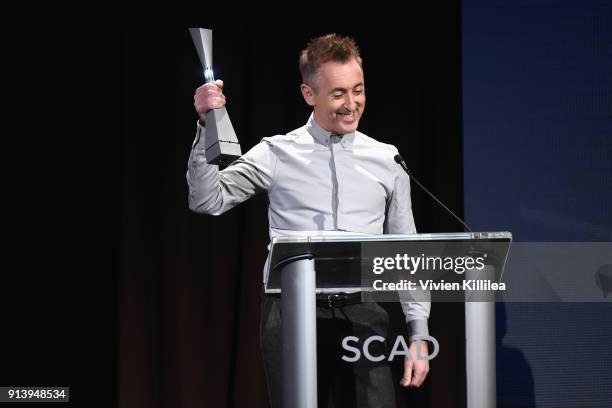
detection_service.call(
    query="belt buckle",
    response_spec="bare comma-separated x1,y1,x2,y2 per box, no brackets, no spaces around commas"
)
327,293,347,308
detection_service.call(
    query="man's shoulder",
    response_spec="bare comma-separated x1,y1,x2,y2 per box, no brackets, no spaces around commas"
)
355,130,399,155
260,125,311,144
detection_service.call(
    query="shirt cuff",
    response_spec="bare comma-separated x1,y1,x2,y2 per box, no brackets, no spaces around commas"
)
407,318,429,342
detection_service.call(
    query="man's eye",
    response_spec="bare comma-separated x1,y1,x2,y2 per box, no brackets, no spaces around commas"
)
354,88,363,94
333,94,343,99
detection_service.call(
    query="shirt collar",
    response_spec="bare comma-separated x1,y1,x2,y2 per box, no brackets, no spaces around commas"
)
305,112,356,150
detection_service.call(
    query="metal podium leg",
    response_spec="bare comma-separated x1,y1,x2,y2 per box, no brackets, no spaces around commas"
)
281,258,317,408
465,265,496,408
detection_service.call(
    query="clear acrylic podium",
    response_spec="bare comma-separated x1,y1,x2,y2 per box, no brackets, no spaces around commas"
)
265,231,512,408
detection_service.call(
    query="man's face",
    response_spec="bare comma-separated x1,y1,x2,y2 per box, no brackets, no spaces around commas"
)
301,58,365,134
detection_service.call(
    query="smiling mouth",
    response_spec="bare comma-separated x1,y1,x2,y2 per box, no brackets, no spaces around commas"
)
337,110,356,117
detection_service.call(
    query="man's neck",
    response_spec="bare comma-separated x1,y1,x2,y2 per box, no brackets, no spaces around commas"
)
312,113,345,137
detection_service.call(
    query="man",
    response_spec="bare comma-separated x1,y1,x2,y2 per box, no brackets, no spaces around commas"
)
188,34,430,407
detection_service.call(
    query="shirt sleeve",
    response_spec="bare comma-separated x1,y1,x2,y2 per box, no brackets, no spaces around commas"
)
186,122,277,216
384,147,431,342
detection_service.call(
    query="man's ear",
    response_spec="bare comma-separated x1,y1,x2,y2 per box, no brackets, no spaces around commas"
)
300,83,316,107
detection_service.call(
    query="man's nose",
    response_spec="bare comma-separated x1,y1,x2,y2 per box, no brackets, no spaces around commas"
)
344,93,358,110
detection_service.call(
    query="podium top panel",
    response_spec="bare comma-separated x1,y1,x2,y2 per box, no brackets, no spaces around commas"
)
265,231,512,293
270,231,511,245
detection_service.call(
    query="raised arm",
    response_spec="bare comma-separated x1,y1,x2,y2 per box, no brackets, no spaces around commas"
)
187,80,276,215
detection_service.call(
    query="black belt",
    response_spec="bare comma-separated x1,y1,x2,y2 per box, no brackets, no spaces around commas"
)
266,292,361,309
317,292,361,308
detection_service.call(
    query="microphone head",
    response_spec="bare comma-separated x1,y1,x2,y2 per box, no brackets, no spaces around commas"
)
394,154,404,164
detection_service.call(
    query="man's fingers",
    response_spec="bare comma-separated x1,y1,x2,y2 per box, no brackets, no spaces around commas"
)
210,97,226,107
409,365,429,387
194,92,226,103
400,340,430,388
194,97,226,115
195,87,225,100
203,97,225,108
400,358,413,387
195,82,225,97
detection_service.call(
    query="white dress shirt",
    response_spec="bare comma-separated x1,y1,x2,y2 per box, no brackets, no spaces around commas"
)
187,113,430,337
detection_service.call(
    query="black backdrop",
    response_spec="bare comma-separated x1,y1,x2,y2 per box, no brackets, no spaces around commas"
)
2,3,466,408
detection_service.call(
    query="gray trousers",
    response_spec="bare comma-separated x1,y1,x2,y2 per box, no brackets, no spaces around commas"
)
260,295,397,408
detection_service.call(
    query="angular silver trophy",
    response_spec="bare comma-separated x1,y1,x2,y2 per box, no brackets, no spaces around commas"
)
189,28,242,168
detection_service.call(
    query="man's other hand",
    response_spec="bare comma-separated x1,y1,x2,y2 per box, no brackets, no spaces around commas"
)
400,340,430,388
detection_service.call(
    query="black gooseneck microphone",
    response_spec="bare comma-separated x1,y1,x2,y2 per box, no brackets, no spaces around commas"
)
394,154,473,233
